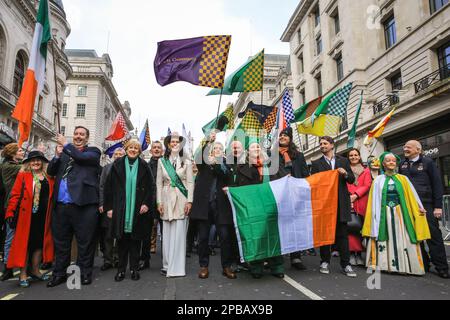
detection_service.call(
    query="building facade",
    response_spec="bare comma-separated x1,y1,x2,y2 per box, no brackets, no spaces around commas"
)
62,49,133,154
0,0,72,156
282,0,450,194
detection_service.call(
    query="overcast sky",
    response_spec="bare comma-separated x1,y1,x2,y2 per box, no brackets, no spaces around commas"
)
65,0,299,146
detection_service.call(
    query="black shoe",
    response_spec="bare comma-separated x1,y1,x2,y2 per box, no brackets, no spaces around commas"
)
291,258,307,271
438,270,450,279
131,270,140,281
251,273,263,279
160,269,167,276
138,261,150,271
81,274,92,286
0,269,14,282
115,272,125,282
47,275,67,288
272,273,285,279
101,263,113,271
40,263,53,271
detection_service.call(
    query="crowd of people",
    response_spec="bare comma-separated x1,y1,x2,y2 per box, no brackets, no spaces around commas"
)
0,125,448,289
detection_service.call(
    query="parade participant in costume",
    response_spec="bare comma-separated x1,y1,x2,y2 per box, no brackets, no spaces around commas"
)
99,148,125,271
363,152,431,275
311,136,357,277
157,132,194,278
0,143,25,281
400,140,449,279
5,151,54,288
104,140,153,282
346,148,372,266
277,127,310,270
234,139,284,279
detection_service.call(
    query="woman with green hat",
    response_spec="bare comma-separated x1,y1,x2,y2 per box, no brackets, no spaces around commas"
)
362,152,431,275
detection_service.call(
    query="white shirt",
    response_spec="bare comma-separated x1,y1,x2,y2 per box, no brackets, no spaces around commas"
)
324,155,336,170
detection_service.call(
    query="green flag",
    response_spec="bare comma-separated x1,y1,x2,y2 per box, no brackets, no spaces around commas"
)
202,105,235,134
293,97,323,123
207,50,264,96
347,91,364,149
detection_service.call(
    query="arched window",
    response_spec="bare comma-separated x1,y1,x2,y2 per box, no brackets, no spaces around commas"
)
0,26,7,81
13,51,27,96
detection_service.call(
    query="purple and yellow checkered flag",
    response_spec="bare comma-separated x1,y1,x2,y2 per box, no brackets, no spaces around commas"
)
241,110,263,137
155,35,232,88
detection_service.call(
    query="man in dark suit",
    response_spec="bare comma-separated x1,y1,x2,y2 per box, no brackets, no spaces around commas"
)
400,140,449,279
311,136,356,277
47,126,102,287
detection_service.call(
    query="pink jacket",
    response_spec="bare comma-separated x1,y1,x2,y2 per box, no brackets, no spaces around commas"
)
347,168,372,216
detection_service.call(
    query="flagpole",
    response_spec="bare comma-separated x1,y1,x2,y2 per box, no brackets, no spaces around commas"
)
368,139,380,159
214,88,224,132
51,40,61,134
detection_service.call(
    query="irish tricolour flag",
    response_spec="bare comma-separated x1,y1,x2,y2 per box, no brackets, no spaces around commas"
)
227,171,339,263
12,0,51,146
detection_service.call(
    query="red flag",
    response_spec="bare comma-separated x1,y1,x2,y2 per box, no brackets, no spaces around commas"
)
106,112,127,141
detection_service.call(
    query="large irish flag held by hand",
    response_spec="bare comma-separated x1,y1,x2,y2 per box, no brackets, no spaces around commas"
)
227,171,339,263
12,0,51,146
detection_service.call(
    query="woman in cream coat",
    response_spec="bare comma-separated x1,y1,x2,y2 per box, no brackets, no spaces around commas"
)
157,132,194,278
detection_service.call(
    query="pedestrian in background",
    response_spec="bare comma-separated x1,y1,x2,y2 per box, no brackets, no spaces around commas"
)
98,147,125,271
346,148,372,266
400,140,449,279
0,143,25,281
104,140,153,282
5,151,54,288
157,132,194,278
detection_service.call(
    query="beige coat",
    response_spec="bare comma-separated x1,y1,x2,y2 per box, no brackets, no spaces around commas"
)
157,156,194,222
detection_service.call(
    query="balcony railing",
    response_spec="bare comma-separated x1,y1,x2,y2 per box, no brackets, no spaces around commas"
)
372,95,399,115
0,83,18,106
414,66,450,94
34,112,56,133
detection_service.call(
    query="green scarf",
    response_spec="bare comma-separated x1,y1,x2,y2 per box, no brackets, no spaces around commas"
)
125,157,139,234
378,174,417,243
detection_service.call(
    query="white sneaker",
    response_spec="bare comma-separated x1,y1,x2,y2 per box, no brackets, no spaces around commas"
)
320,262,330,274
356,255,365,266
343,265,357,278
349,254,357,266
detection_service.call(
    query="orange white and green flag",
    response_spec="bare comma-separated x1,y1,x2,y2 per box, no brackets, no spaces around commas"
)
364,107,396,146
12,0,51,146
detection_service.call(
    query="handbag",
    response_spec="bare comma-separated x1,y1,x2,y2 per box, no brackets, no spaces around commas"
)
10,178,25,230
347,210,363,235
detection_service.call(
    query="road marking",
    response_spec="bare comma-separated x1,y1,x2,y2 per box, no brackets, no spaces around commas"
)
283,275,324,301
0,294,19,301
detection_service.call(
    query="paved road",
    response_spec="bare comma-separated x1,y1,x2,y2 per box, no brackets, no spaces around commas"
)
1,244,450,300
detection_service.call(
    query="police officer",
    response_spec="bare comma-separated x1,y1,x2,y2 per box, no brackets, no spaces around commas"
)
400,140,449,279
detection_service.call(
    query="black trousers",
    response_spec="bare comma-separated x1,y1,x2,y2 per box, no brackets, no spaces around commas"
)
52,204,98,277
421,203,449,272
118,234,141,272
320,219,350,269
197,214,234,269
100,227,116,265
140,219,154,263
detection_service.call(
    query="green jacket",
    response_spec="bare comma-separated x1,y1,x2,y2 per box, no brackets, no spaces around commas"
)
1,160,21,209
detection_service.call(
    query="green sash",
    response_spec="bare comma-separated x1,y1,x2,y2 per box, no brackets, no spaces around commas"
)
161,158,188,198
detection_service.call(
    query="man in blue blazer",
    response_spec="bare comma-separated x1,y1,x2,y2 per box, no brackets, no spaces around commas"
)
47,126,101,287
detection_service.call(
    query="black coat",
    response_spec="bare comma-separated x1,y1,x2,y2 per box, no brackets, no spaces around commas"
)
311,155,355,223
47,144,101,207
104,157,153,240
235,162,283,187
399,156,443,209
278,151,310,179
148,157,160,219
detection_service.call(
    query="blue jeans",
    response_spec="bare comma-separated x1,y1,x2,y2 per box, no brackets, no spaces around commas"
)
3,225,15,265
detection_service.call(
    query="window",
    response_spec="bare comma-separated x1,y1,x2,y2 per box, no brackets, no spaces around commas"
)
316,74,323,96
13,51,26,95
76,104,86,118
334,12,341,35
438,41,450,79
384,15,397,49
297,28,302,44
269,89,277,100
62,103,68,117
77,85,87,96
430,0,449,14
391,72,403,91
316,35,323,55
303,135,309,151
314,7,320,27
61,126,66,136
64,86,70,96
300,90,306,105
298,55,304,74
336,54,344,81
37,96,43,114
